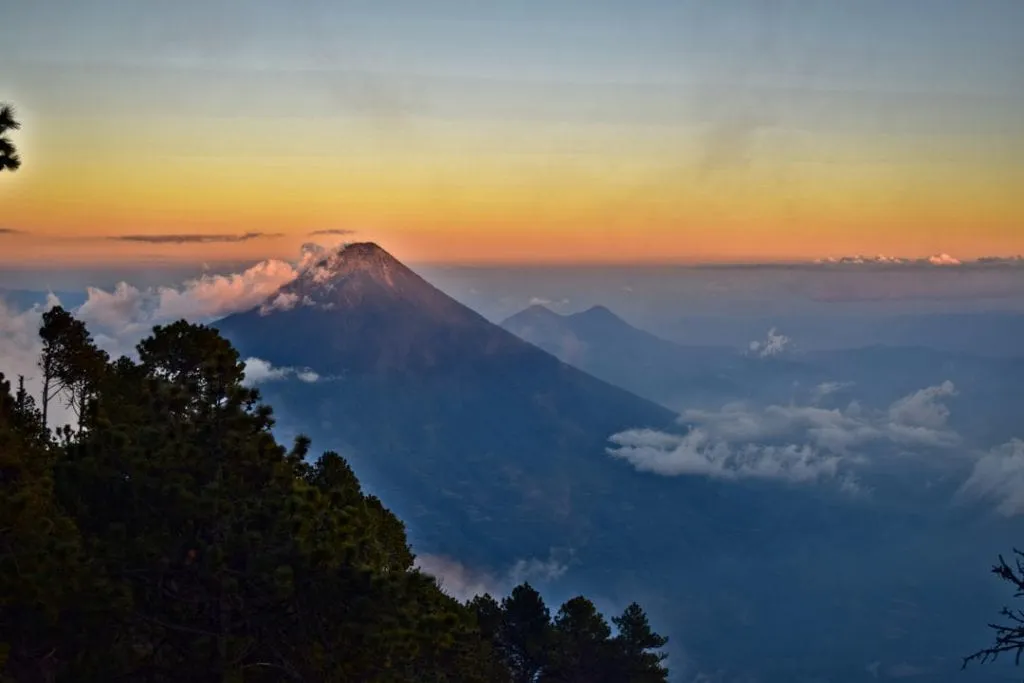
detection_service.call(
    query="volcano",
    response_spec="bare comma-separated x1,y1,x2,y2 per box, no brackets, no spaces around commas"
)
215,243,677,563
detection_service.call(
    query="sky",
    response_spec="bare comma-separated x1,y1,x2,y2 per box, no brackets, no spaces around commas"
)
1,0,1022,266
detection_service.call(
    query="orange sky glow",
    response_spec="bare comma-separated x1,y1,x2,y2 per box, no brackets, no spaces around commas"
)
2,113,1021,267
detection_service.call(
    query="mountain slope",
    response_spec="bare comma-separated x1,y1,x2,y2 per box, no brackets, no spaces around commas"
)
215,243,679,563
213,245,1016,682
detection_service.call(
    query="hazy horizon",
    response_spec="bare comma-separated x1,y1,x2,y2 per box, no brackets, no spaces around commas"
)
2,0,1023,266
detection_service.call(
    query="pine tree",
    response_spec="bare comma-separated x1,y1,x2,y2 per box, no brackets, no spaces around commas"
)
0,104,19,173
1,309,669,682
500,583,553,683
611,603,670,683
546,596,614,683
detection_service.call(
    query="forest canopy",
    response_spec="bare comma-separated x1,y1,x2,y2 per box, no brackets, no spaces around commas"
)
0,306,670,682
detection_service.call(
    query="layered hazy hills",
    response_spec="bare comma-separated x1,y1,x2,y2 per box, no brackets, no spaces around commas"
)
501,303,788,409
215,243,679,563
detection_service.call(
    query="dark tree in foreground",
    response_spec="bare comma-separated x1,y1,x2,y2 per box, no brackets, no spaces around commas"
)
0,307,670,682
0,104,20,172
965,549,1024,671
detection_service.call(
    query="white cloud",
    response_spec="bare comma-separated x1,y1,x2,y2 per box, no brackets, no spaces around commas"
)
958,439,1024,517
810,253,1021,268
415,552,570,602
528,296,570,308
608,382,959,487
241,357,324,386
609,427,842,483
414,555,501,601
259,292,300,315
20,244,336,365
748,327,791,358
887,381,956,430
815,254,911,265
927,253,961,267
296,369,321,383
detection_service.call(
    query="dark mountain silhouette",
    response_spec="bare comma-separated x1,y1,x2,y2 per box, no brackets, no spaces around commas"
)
215,243,679,564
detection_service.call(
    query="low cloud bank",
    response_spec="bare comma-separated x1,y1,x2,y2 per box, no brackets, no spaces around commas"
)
810,253,1015,267
608,382,960,490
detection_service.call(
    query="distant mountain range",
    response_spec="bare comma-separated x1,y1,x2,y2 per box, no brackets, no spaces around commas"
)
213,243,1018,682
502,303,1024,446
501,303,806,410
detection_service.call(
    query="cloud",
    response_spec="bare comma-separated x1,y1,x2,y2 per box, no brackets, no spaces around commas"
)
241,357,322,385
1,244,334,379
415,552,570,602
957,439,1024,517
815,255,911,266
926,253,961,267
414,555,502,601
811,253,1014,268
609,427,843,484
108,232,283,244
976,255,1024,265
887,381,956,431
76,257,304,352
812,381,854,402
528,296,570,308
307,229,356,236
608,382,959,487
0,227,24,235
258,292,316,315
748,327,791,358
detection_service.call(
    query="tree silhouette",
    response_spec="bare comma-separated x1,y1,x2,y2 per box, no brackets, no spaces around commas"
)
0,104,20,172
964,549,1024,671
0,308,671,682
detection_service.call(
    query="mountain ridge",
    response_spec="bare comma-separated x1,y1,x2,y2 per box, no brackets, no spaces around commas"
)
214,242,679,563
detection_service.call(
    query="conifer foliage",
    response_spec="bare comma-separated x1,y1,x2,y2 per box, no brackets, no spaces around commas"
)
0,307,669,682
0,104,20,173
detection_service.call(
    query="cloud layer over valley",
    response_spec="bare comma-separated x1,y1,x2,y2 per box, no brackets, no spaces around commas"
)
608,382,961,492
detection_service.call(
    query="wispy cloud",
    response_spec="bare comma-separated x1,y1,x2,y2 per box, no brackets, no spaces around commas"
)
528,296,570,308
241,357,324,385
748,327,791,358
608,382,960,489
0,227,24,235
415,552,570,602
108,232,282,244
307,229,356,236
812,381,855,403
